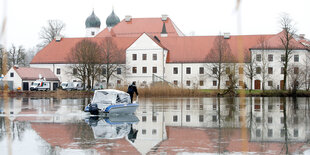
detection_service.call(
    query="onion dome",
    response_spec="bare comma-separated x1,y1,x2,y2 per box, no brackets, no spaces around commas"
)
106,10,120,27
85,10,101,28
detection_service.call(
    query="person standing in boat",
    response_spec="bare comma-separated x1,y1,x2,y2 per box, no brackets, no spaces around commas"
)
127,82,138,103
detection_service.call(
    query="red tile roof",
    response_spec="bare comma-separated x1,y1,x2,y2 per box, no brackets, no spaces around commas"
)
251,30,307,50
96,17,183,37
14,67,59,81
159,34,275,63
30,37,137,64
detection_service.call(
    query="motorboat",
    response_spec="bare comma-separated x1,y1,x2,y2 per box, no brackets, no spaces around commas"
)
84,89,139,115
85,115,139,140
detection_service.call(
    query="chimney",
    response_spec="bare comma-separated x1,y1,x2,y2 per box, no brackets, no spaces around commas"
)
299,34,305,39
224,33,230,39
125,15,132,22
161,14,168,21
55,36,62,42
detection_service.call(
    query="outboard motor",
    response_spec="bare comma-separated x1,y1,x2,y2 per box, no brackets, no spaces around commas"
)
89,103,99,115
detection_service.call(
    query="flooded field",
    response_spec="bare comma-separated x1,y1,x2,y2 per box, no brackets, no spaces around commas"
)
0,97,310,154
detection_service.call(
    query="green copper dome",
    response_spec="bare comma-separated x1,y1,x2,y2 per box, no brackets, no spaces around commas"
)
106,10,120,27
85,11,101,28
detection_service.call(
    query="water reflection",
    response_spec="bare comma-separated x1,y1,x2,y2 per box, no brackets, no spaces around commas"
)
0,97,310,154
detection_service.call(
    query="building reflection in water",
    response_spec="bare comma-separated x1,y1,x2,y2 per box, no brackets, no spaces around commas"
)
0,97,309,154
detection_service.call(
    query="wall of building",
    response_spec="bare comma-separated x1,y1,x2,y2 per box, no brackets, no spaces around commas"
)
3,68,22,90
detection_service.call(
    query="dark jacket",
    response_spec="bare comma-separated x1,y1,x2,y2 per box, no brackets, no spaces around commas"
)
127,84,138,95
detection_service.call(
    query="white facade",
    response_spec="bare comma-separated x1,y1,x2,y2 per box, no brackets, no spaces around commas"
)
251,49,310,90
3,68,22,90
86,27,100,37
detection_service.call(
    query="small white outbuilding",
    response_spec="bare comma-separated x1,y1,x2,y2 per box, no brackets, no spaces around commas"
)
3,66,60,91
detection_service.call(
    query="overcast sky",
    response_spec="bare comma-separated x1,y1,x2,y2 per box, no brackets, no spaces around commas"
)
1,0,310,49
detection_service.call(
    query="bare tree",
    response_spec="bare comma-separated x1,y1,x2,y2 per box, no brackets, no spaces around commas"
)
256,36,270,92
244,49,256,92
279,13,296,90
68,39,102,90
39,20,65,47
288,65,304,94
100,37,125,88
8,44,26,68
205,34,234,90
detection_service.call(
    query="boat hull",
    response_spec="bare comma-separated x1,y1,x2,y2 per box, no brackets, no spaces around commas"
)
103,103,139,114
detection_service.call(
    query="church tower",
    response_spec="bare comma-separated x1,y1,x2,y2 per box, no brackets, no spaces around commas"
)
85,10,101,37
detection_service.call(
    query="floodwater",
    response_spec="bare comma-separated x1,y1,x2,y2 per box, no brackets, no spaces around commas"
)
0,97,310,155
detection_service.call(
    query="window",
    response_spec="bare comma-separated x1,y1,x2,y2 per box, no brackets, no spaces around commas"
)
142,67,147,73
142,116,147,122
294,55,299,62
268,81,273,87
199,104,203,110
117,80,121,85
268,105,273,111
226,67,230,74
281,54,285,62
142,129,146,135
212,115,217,122
186,103,190,110
132,54,137,60
173,115,178,122
152,116,157,122
173,67,178,74
239,67,243,74
91,31,95,36
186,80,191,86
186,115,190,122
73,68,77,75
199,67,204,74
199,80,204,86
256,129,261,137
268,117,272,123
268,67,273,74
213,80,217,86
256,54,261,62
268,129,273,137
294,129,298,137
294,67,299,74
199,115,204,122
281,67,284,74
132,67,137,73
226,81,230,86
153,54,157,60
173,80,178,85
142,54,147,60
280,129,285,137
152,67,157,73
152,129,157,135
117,68,121,74
256,67,261,74
281,117,284,124
256,117,261,123
268,54,273,62
102,68,107,75
213,67,217,74
56,68,61,75
186,67,191,74
10,72,14,77
294,117,298,124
